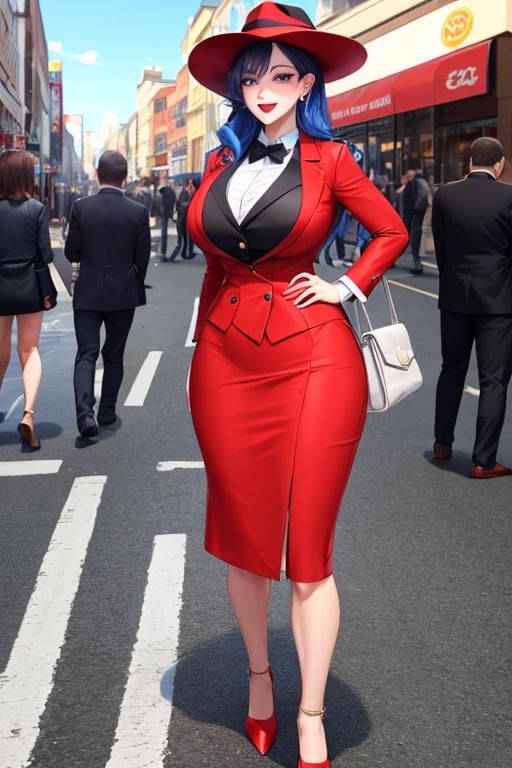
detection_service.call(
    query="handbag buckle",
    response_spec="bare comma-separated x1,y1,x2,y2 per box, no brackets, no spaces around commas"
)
396,346,410,366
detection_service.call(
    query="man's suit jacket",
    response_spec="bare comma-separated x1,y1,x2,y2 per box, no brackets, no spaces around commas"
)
159,185,176,218
432,172,512,314
65,187,150,311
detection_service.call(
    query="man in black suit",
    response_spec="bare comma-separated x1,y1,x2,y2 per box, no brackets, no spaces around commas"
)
401,168,429,274
432,137,512,478
158,181,176,259
167,178,195,261
65,150,150,438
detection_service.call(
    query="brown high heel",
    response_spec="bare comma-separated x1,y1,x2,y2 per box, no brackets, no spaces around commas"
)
18,410,41,451
297,704,330,768
245,665,277,755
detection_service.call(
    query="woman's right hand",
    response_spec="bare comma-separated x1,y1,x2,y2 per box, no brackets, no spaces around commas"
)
283,272,340,308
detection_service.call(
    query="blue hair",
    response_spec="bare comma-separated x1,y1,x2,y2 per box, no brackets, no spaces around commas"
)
217,41,332,160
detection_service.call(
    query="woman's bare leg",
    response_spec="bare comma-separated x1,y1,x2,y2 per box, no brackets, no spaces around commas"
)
0,315,14,390
16,312,43,412
227,564,273,719
291,575,340,763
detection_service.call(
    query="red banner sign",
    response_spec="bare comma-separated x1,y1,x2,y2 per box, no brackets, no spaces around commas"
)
329,41,490,128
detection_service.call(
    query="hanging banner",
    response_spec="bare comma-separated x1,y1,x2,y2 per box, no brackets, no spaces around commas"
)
49,81,63,170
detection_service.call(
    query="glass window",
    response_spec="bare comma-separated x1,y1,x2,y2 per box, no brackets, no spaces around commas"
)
435,118,496,184
396,108,434,184
154,133,167,154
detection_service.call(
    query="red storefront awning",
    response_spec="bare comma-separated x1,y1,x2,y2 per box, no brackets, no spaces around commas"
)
329,40,490,128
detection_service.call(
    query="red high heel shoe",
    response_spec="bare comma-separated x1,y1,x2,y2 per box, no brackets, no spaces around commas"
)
297,704,330,768
244,665,277,755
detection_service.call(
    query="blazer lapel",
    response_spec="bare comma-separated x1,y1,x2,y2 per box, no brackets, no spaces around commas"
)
251,132,327,263
196,134,329,263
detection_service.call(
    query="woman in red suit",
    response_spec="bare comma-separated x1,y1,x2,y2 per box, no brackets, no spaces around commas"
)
187,5,408,767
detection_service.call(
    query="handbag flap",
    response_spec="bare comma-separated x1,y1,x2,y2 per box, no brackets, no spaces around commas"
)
362,323,416,370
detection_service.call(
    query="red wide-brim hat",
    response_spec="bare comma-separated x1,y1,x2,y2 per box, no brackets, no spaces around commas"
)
188,2,367,97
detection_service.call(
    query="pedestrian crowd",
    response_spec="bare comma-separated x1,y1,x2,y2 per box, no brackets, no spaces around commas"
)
0,139,510,463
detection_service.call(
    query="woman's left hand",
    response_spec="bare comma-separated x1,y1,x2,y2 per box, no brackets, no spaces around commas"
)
283,272,340,308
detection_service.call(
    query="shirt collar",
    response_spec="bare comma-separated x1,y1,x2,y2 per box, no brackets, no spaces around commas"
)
468,169,496,180
257,128,299,152
99,184,124,192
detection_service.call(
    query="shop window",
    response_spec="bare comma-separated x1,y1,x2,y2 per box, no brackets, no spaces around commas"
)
398,108,434,184
435,118,497,184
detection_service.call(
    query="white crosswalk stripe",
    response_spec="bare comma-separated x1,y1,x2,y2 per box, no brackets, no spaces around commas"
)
124,350,163,406
0,459,62,476
105,534,186,768
0,470,190,768
0,476,107,768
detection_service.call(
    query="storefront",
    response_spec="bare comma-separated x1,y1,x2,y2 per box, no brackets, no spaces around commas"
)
325,0,512,188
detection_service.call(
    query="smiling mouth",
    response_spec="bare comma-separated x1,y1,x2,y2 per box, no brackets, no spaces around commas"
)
258,104,276,113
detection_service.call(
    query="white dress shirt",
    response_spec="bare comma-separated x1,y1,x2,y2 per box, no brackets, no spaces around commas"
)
226,128,359,305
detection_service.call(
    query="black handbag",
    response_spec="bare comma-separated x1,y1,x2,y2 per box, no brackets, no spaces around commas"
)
0,258,42,316
35,260,58,310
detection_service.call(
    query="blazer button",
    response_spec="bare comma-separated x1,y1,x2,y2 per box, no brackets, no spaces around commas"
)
264,293,271,301
238,242,247,250
230,296,238,304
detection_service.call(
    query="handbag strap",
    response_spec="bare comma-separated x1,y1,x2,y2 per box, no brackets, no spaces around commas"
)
352,275,400,336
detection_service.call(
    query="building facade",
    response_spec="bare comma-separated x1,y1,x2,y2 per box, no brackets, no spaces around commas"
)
319,0,512,186
136,68,174,178
0,0,50,182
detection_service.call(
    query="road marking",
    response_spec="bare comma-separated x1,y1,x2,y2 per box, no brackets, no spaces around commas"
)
124,350,163,406
49,262,72,302
465,385,479,397
0,475,106,768
95,367,104,401
0,459,62,476
105,533,186,768
157,460,204,472
388,278,438,300
0,394,23,423
185,297,199,347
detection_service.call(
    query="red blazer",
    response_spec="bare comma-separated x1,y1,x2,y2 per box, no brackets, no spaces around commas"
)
188,133,408,343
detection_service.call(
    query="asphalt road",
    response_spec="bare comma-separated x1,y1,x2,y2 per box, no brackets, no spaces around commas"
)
0,225,511,768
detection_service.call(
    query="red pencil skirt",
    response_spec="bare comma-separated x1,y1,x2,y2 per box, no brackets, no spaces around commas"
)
189,316,368,582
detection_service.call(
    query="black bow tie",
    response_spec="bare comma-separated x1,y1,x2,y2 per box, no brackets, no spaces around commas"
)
248,140,288,164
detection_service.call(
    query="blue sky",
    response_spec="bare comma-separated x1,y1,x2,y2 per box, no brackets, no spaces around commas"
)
39,1,318,136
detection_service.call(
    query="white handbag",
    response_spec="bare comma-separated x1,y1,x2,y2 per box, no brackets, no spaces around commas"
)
352,276,423,412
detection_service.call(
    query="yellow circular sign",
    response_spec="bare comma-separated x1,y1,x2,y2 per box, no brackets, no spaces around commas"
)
441,7,474,47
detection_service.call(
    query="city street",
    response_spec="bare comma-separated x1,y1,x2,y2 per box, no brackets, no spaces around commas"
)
0,226,511,768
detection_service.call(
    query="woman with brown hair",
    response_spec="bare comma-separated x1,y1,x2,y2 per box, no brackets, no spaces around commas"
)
0,149,53,449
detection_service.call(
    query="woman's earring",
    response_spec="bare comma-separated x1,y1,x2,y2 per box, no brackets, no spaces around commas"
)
299,94,306,102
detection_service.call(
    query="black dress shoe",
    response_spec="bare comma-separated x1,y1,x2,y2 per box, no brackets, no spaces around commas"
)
79,418,98,438
410,268,424,275
98,413,117,426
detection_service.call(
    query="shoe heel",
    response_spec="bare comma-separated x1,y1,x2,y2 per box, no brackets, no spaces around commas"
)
18,410,41,451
